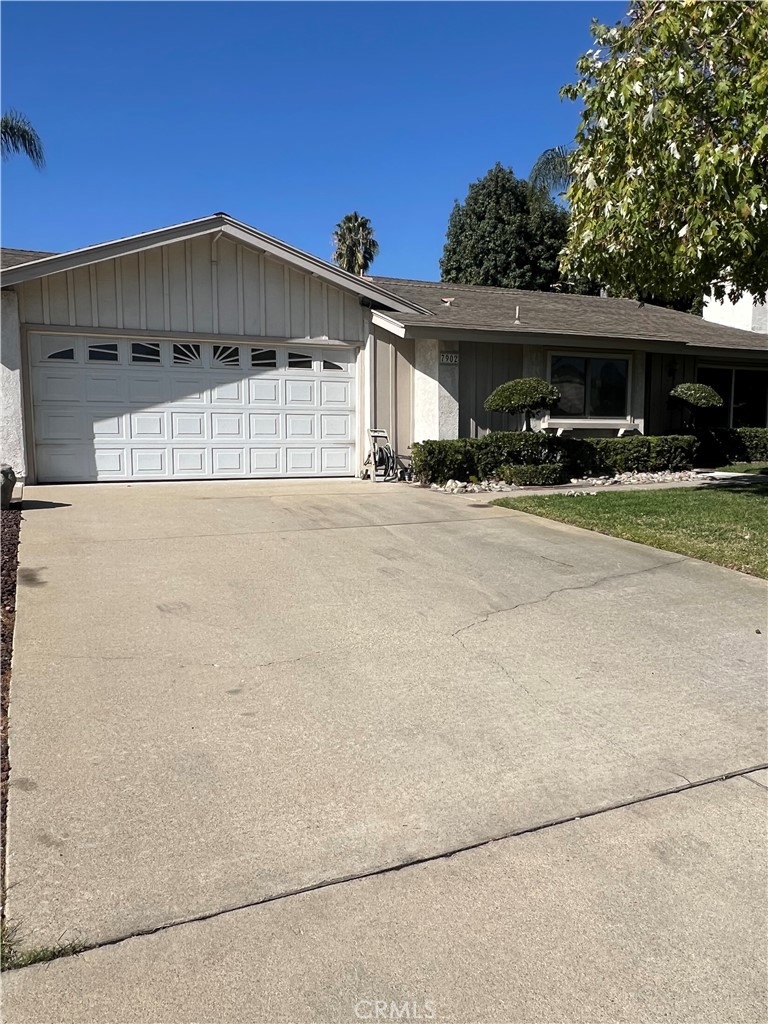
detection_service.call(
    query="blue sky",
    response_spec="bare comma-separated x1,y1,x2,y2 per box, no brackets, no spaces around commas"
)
2,1,626,279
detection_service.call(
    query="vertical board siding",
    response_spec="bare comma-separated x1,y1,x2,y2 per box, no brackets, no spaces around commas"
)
16,238,368,343
264,258,285,336
459,341,523,436
216,239,238,335
190,237,213,333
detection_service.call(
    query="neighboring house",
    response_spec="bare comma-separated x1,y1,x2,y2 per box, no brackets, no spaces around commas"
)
1,213,766,484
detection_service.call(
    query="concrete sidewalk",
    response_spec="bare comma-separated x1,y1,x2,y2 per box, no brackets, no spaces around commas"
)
4,774,767,1023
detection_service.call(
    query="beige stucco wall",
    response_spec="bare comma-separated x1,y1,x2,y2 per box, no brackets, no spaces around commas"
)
1,289,25,476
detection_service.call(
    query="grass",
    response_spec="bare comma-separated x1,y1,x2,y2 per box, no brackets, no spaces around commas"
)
493,481,768,579
714,463,768,475
0,923,83,971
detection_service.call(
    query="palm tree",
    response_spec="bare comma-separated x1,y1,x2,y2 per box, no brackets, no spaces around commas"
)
331,212,379,275
1,109,45,168
529,145,572,199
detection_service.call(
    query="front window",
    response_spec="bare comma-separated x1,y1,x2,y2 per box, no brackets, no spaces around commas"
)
550,355,629,418
697,366,768,427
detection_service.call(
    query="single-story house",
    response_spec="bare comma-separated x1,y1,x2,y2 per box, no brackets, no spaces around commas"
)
1,213,766,484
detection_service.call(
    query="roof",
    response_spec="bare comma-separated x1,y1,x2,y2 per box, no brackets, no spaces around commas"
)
0,215,429,315
1,247,58,269
370,277,768,353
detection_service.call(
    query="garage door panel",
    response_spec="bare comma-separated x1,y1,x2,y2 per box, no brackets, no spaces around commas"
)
128,376,166,405
33,369,82,403
85,375,124,403
211,412,244,439
250,448,282,474
31,335,356,482
172,449,208,475
286,414,316,439
285,379,315,405
212,449,246,475
94,449,127,476
249,413,281,439
131,411,168,440
171,411,206,440
131,449,167,475
321,447,353,473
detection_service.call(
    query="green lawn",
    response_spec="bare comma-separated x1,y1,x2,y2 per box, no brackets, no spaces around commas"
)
494,482,768,579
714,463,768,475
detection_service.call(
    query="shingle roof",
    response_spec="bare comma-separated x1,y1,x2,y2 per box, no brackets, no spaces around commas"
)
1,247,58,269
371,277,768,353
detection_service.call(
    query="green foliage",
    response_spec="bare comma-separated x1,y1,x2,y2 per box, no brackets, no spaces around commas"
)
670,383,723,409
331,212,379,276
528,146,574,199
484,378,561,430
500,463,568,486
699,427,768,466
560,2,768,303
411,432,699,484
439,163,573,292
410,439,480,485
0,109,45,168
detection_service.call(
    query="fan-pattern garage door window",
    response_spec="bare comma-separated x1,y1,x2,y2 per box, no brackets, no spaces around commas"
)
251,348,277,368
173,343,202,366
323,358,343,371
88,343,119,362
131,342,161,364
288,351,313,369
212,344,240,367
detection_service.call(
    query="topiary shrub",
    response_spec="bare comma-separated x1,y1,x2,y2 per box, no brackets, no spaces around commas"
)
500,463,568,486
670,382,723,432
648,434,700,470
484,378,561,432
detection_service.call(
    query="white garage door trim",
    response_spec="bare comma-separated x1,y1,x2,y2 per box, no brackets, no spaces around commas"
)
29,333,357,482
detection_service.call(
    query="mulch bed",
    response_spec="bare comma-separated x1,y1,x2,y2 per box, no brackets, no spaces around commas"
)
1,507,21,922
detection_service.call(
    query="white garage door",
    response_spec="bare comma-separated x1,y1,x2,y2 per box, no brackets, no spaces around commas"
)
30,334,357,482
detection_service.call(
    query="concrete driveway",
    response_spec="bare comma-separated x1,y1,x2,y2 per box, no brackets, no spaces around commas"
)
5,479,767,1022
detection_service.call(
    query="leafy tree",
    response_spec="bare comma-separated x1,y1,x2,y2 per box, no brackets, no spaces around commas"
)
484,377,561,432
560,1,768,304
440,164,573,291
331,212,379,276
529,145,574,199
670,382,723,431
1,109,45,168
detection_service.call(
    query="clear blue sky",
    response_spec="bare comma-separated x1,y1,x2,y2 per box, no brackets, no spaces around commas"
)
2,1,626,279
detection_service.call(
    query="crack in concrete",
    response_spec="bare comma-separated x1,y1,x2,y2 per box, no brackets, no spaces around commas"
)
742,772,768,791
7,760,766,971
451,557,687,639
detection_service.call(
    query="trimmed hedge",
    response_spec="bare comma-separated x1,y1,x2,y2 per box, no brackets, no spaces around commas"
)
697,427,768,466
410,431,700,484
500,463,569,486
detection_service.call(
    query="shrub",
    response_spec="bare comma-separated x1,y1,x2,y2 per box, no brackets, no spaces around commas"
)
410,438,480,484
410,431,700,484
670,382,724,432
484,378,561,431
500,463,569,486
698,427,768,465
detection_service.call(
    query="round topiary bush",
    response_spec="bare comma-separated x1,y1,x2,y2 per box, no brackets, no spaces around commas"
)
500,463,568,486
669,383,723,408
484,377,561,431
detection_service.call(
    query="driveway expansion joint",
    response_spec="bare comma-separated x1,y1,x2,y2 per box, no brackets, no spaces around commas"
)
6,760,766,972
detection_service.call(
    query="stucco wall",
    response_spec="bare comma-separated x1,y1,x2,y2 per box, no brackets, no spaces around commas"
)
704,290,768,334
1,289,25,476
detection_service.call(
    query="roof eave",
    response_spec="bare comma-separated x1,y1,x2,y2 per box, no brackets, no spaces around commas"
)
0,214,429,315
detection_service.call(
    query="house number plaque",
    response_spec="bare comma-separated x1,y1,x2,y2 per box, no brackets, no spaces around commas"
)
440,352,459,365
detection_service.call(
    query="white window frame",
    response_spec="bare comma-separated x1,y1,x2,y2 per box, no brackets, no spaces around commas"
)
544,350,633,429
